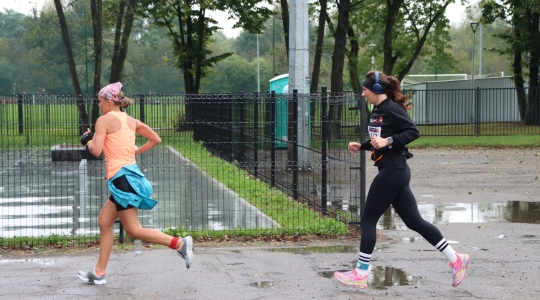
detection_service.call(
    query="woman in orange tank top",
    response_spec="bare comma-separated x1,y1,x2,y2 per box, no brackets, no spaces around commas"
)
76,82,193,285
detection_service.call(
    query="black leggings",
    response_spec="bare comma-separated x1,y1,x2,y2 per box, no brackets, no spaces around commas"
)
360,165,444,254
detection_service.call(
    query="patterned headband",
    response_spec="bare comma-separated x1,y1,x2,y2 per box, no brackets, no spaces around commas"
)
98,82,123,103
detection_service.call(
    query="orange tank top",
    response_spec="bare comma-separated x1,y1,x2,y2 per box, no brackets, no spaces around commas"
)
103,111,136,179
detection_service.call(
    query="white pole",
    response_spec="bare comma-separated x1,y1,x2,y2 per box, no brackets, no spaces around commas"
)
289,0,310,170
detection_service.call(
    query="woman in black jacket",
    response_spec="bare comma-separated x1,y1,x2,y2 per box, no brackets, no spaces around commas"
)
334,71,470,289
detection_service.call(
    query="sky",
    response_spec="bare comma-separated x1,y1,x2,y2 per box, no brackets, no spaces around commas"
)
1,0,475,38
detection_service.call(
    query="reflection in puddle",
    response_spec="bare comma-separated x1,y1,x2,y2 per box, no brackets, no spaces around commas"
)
0,258,56,265
322,266,424,290
267,245,358,255
249,281,273,289
400,237,424,243
378,201,540,230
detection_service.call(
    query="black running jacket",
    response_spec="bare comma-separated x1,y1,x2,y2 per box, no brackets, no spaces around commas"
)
359,98,420,168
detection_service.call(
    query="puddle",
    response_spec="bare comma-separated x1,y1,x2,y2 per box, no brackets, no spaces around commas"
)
378,201,540,230
0,258,56,265
267,245,358,255
249,281,273,289
321,266,424,290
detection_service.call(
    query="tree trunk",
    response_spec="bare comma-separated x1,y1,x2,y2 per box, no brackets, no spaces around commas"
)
511,12,527,122
311,0,327,94
194,9,205,91
328,0,350,140
382,0,403,75
54,0,89,133
110,0,136,83
527,11,539,125
280,0,289,61
90,0,102,131
346,25,360,92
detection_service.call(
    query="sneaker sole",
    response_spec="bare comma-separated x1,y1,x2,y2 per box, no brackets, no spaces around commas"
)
77,273,106,285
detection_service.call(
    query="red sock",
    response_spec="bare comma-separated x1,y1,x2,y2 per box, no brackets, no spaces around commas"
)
169,237,180,249
93,268,106,276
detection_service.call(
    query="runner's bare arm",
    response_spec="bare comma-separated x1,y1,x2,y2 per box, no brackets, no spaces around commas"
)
134,119,161,155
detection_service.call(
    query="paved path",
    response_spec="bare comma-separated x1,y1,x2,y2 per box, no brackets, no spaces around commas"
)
1,148,539,299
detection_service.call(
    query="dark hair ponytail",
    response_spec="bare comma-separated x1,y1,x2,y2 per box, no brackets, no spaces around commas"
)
365,70,412,111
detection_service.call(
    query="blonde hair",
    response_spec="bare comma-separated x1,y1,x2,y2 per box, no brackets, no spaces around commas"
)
116,90,134,109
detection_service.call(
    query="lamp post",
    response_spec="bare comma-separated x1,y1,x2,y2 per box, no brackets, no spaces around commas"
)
470,22,479,89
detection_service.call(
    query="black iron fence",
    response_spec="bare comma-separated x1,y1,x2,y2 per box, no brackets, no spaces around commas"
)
1,87,539,246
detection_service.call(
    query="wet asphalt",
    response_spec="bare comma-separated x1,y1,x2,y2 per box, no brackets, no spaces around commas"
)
1,148,539,299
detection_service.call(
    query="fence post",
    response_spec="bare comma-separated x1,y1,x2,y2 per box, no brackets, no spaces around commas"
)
140,94,145,123
270,91,276,187
239,93,245,165
18,93,23,134
321,87,328,216
360,91,367,219
229,94,234,163
475,87,480,137
292,89,298,200
254,92,259,178
78,159,88,216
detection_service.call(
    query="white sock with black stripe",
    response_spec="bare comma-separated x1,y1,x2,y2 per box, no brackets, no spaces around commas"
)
435,238,457,263
355,252,371,276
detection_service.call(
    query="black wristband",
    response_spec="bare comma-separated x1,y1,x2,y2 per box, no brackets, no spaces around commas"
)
81,132,94,145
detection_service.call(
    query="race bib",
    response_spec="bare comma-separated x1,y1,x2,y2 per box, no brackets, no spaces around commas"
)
368,126,381,140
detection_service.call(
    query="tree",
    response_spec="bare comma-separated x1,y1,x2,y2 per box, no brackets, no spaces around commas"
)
108,0,136,83
53,0,89,133
90,0,102,130
481,0,540,125
323,0,364,140
142,0,273,94
279,0,290,61
310,0,328,94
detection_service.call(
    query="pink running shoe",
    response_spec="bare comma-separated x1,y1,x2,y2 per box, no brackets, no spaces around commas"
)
450,253,470,287
334,269,368,289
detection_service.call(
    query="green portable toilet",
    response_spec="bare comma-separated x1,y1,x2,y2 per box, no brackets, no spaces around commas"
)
269,74,289,149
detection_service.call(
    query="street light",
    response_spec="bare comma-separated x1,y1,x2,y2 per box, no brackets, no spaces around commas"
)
470,22,479,89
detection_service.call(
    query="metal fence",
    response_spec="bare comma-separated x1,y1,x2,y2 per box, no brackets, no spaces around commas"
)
1,87,539,246
188,89,367,224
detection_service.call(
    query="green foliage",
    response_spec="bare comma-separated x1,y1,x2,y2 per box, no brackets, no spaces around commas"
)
141,0,273,93
410,135,540,148
0,234,100,248
355,0,455,79
166,136,349,236
201,54,274,93
479,0,540,83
